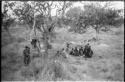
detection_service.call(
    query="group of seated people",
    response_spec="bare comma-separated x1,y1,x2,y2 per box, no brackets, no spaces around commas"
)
23,38,94,66
69,43,93,58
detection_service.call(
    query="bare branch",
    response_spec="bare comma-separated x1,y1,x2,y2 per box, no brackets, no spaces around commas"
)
103,2,113,9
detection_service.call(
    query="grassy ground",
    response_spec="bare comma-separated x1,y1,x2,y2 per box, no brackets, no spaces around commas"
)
1,24,124,81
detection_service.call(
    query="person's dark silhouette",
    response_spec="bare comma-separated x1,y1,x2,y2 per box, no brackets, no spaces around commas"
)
79,47,84,56
66,43,70,52
31,39,37,48
74,47,79,56
83,43,93,58
70,48,74,56
23,46,31,66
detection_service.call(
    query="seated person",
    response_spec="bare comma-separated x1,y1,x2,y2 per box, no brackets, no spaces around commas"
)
83,43,93,58
79,47,84,56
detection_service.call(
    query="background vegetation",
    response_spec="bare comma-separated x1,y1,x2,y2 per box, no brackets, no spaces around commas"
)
1,1,124,81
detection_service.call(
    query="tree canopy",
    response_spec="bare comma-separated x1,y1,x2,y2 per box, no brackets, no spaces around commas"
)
81,3,123,31
66,7,83,20
66,2,123,34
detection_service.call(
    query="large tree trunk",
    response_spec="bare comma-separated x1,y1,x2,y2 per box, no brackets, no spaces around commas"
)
32,17,42,56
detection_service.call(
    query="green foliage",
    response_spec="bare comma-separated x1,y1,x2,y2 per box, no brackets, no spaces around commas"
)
82,4,123,30
13,2,34,29
65,3,123,34
65,7,87,33
66,7,83,20
55,17,71,28
2,1,16,35
2,1,15,18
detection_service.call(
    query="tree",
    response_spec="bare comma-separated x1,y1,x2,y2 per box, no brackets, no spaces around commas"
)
66,7,83,20
34,1,57,58
2,1,16,37
55,1,73,27
80,3,123,40
3,1,59,58
65,7,87,33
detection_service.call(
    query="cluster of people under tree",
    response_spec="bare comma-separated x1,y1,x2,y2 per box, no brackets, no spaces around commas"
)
69,43,93,58
23,38,94,66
